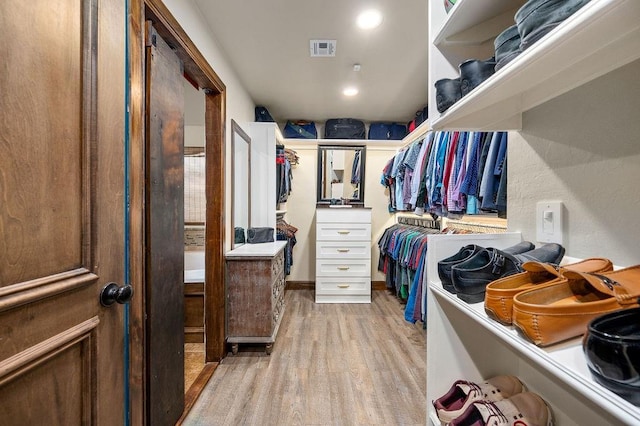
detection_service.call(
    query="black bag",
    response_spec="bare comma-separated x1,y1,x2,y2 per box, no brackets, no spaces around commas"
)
368,122,407,140
255,106,275,122
283,120,317,139
324,118,366,139
234,227,245,244
246,227,274,244
414,106,428,127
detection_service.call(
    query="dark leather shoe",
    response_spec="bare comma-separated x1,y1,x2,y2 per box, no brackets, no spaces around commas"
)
452,243,564,304
459,57,496,96
494,25,522,71
438,245,483,293
515,0,592,51
438,242,534,294
584,307,640,406
435,78,462,113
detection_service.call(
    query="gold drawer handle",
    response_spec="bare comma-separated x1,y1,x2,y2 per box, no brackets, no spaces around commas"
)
338,284,350,288
337,249,350,253
337,230,351,235
337,266,350,271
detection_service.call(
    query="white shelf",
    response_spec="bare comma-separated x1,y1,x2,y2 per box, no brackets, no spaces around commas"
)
282,138,400,146
429,282,640,425
401,120,431,146
430,0,640,131
434,0,525,46
424,234,640,424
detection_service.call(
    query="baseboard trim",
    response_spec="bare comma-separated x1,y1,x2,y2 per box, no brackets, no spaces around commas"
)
372,281,387,291
286,281,315,290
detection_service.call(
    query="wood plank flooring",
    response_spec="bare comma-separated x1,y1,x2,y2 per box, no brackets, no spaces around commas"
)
182,289,426,425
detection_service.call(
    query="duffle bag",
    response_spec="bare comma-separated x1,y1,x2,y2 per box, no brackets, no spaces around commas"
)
246,227,274,244
324,118,366,139
255,106,275,122
283,120,317,139
368,122,407,140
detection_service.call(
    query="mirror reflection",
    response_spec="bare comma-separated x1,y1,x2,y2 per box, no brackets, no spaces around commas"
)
317,145,366,205
231,120,250,248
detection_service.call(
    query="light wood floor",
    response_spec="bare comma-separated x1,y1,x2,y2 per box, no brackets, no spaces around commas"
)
184,343,205,393
182,289,427,425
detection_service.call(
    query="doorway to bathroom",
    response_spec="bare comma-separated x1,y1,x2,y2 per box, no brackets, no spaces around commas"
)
129,0,227,424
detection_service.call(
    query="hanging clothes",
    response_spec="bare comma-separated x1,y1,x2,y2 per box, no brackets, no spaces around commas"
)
276,144,292,204
377,221,440,324
276,218,297,275
350,151,361,184
381,130,508,218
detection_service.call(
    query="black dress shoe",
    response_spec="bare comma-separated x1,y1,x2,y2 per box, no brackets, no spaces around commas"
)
439,241,534,294
437,245,483,293
451,243,563,304
584,307,640,406
435,78,462,113
459,57,497,96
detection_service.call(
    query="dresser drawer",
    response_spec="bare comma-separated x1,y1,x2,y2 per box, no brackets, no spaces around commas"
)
316,223,371,241
316,241,370,259
315,277,371,295
315,259,371,277
316,208,371,223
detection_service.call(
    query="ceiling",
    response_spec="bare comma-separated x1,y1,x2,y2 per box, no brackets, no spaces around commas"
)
193,0,429,124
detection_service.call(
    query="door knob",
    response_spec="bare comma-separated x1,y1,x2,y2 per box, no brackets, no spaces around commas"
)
100,282,134,306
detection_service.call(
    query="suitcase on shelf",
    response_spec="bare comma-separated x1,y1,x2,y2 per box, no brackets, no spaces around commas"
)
255,106,275,122
283,120,317,139
324,118,366,139
368,122,407,140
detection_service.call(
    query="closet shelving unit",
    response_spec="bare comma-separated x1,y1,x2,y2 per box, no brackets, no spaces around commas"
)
248,122,284,231
429,0,640,131
427,0,640,425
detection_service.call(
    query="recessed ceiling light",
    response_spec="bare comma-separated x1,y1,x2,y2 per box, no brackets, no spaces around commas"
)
343,87,359,97
357,9,383,29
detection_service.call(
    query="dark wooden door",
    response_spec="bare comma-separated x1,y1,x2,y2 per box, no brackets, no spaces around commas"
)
0,0,126,424
145,23,185,426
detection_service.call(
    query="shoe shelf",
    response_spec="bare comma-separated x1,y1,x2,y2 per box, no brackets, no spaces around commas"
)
428,0,640,131
425,233,640,425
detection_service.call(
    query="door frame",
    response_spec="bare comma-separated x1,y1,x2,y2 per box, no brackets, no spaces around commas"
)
129,0,226,423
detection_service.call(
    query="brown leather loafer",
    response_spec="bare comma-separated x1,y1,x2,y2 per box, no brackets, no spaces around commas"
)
512,265,640,346
484,258,613,325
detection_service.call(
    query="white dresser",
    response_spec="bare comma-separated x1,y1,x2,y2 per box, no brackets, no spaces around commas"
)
315,207,372,303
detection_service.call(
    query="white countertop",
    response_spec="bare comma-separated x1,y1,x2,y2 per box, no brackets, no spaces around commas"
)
225,240,287,258
184,269,204,283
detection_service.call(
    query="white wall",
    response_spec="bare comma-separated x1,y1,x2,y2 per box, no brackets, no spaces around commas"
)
184,80,205,147
508,59,640,267
283,140,401,282
162,0,256,249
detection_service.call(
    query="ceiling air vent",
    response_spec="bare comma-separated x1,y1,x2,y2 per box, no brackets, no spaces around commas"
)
310,40,336,57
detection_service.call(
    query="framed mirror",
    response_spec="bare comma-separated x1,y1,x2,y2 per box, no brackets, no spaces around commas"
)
317,145,366,205
231,120,251,248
